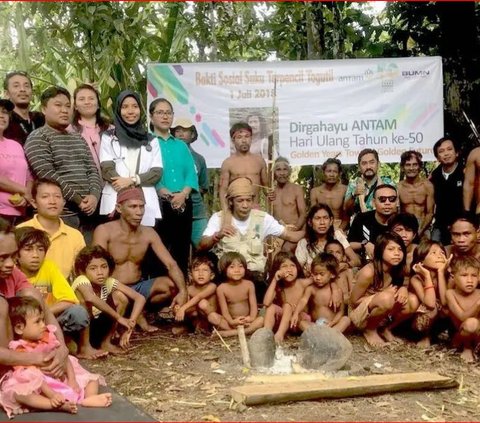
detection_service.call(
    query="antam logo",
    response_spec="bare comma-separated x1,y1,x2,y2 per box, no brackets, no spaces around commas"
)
402,70,431,77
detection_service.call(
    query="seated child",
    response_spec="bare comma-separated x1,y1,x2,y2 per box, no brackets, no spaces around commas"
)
325,240,354,305
14,227,100,359
409,239,450,347
263,252,312,343
446,256,480,363
388,213,419,275
71,246,146,355
0,297,111,418
174,253,218,332
209,252,264,337
291,252,350,333
349,232,417,347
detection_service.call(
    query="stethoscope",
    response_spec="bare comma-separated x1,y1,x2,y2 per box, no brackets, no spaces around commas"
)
110,137,152,161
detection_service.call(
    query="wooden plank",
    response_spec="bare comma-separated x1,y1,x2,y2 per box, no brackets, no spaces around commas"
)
237,325,251,368
246,373,329,384
231,372,458,406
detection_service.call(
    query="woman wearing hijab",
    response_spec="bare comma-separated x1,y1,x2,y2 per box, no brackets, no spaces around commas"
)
99,90,162,226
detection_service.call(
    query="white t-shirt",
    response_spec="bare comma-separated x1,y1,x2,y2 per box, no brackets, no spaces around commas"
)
203,211,285,240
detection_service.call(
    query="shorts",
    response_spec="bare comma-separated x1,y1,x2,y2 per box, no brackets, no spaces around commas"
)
131,278,155,299
57,304,89,333
349,294,375,330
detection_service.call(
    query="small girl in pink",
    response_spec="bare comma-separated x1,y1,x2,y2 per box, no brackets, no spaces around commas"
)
0,296,111,418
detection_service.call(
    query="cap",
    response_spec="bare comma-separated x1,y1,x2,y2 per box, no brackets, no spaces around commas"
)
0,98,14,112
172,117,195,130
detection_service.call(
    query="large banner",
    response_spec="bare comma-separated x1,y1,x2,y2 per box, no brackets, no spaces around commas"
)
147,57,443,168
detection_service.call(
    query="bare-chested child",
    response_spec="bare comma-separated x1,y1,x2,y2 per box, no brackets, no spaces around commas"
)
263,252,312,343
71,246,146,355
409,239,450,347
310,158,348,231
219,122,268,210
291,253,350,333
446,256,480,362
174,253,218,333
349,232,417,347
92,187,187,332
388,213,419,275
268,157,307,252
325,240,354,305
397,151,434,237
209,252,264,337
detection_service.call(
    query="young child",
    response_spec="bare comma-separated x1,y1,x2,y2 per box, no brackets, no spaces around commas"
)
388,213,419,275
71,246,146,355
349,232,417,347
409,239,450,347
446,256,480,362
325,240,354,305
174,253,218,332
263,252,312,343
209,252,264,337
291,253,350,333
0,296,111,418
14,227,102,360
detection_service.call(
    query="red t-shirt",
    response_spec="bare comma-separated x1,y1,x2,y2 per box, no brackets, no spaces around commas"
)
0,267,32,298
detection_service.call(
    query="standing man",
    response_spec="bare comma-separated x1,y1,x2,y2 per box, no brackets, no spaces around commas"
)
397,151,434,237
24,86,101,241
93,187,187,332
219,122,268,211
3,71,44,146
463,145,480,218
344,149,394,219
430,137,464,245
268,157,306,252
310,158,348,230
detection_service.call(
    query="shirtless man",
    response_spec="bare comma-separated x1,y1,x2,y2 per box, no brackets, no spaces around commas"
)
219,122,268,211
269,157,306,252
463,146,480,217
92,187,187,332
397,151,434,237
310,158,348,230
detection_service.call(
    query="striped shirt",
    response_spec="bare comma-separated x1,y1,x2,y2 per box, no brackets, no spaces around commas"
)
25,125,102,208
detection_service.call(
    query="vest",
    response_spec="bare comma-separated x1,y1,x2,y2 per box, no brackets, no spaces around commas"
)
217,209,267,272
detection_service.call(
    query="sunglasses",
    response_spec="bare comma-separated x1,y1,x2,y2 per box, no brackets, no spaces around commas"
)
377,196,397,203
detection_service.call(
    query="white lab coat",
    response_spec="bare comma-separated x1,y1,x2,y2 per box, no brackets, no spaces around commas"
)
99,132,162,226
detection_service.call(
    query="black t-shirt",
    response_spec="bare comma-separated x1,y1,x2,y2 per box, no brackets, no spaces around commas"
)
348,210,390,244
4,111,45,146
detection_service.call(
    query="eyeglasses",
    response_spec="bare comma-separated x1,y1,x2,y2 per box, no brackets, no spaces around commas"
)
377,196,397,203
153,110,173,117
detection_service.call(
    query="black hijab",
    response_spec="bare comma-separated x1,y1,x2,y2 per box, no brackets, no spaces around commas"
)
113,90,153,149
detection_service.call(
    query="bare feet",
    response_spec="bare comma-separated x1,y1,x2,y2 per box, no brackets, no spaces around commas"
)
417,337,431,348
274,333,284,344
81,393,112,408
137,314,159,333
12,407,29,415
100,341,127,355
381,328,404,344
460,348,475,363
77,346,109,360
58,402,78,414
363,329,387,347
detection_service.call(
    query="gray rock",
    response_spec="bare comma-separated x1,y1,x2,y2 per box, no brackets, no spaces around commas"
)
298,325,352,371
248,328,276,368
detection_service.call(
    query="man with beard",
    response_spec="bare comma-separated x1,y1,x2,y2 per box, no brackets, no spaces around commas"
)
310,158,348,230
268,157,306,252
344,149,394,219
3,71,45,146
397,151,434,237
348,184,398,260
430,137,464,245
219,122,268,211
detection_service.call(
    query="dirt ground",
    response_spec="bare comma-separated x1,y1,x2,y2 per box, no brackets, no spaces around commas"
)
84,318,480,422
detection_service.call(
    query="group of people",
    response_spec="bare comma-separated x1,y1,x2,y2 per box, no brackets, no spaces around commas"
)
1,69,480,416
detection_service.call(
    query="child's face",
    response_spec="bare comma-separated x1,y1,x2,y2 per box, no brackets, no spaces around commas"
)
17,242,46,275
391,224,415,248
191,263,214,286
226,259,245,281
311,264,334,288
454,265,479,294
18,309,46,341
85,257,110,285
325,244,345,263
382,241,404,267
422,244,446,270
278,259,298,283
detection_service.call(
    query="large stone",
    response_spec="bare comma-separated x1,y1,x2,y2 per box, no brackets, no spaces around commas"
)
298,325,352,371
248,328,276,368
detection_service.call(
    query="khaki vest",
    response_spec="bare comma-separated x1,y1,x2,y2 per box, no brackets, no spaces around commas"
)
216,209,267,272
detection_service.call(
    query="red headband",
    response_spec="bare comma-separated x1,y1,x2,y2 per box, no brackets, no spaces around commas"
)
117,187,145,204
